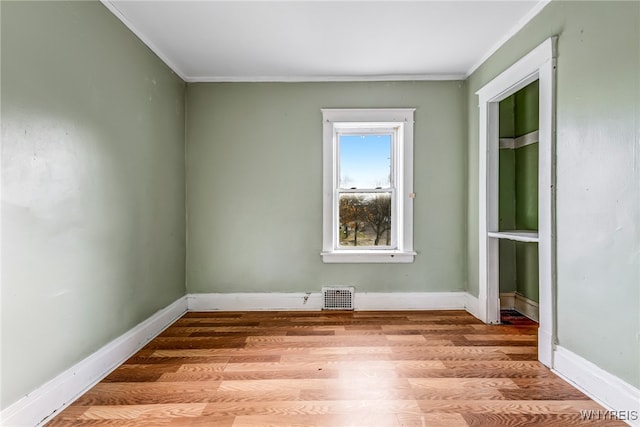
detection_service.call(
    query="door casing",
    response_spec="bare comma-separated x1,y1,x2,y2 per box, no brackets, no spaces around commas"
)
476,37,557,367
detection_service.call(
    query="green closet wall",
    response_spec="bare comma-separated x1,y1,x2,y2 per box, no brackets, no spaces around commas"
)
498,81,539,303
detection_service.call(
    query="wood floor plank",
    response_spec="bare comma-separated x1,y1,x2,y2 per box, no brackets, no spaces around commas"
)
227,355,282,363
232,413,403,427
217,379,332,392
73,382,221,406
464,334,537,341
279,353,392,363
417,400,608,414
47,310,626,426
176,363,228,373
201,400,422,416
299,387,417,401
398,413,470,427
47,418,176,426
223,360,416,372
78,403,207,419
398,366,556,379
101,364,180,383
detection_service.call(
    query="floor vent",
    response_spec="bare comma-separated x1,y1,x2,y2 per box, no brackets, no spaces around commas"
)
322,286,355,310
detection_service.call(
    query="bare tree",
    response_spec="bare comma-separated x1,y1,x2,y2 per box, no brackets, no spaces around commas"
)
339,195,366,246
364,194,392,245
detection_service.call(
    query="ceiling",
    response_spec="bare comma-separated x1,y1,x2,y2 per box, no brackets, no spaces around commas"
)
101,0,549,82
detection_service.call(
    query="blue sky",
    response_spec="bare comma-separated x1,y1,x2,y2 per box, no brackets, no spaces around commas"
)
339,134,392,189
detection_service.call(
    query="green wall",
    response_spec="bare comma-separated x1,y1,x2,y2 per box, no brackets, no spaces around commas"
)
514,80,539,137
498,150,517,293
467,0,640,387
1,1,186,409
186,82,467,294
515,143,538,230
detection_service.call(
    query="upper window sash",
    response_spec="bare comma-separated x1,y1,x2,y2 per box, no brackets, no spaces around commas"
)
336,128,397,191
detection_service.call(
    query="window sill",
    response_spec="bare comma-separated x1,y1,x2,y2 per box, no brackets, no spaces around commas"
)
321,250,416,264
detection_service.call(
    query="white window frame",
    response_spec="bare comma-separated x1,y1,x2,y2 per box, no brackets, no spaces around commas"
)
321,108,416,263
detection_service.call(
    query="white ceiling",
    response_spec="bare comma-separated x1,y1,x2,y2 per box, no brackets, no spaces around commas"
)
102,0,549,82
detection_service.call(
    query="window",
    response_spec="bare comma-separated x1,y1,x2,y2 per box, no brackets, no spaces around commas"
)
321,109,416,263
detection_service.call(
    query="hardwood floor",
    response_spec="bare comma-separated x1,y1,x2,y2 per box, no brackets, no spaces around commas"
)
47,311,623,426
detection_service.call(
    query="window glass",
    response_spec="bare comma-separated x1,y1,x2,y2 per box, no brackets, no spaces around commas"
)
338,192,392,247
339,134,392,189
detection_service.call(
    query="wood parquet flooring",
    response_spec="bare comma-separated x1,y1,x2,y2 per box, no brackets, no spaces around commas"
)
47,311,624,426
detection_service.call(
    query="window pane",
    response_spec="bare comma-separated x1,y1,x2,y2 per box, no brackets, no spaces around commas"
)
338,192,392,247
339,134,391,189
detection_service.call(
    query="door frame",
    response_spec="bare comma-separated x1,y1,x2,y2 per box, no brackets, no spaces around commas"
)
476,37,557,367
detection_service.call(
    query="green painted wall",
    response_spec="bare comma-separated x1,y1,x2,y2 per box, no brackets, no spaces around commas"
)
515,143,538,231
515,242,539,303
513,84,539,303
1,1,186,409
498,147,517,293
514,80,539,137
466,0,640,387
186,82,467,294
499,96,516,139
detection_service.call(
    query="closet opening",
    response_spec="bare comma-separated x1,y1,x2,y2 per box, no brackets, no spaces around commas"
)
497,81,540,324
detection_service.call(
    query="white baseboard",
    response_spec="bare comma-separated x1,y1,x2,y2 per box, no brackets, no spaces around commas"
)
355,292,468,310
500,291,539,322
499,291,516,309
514,293,539,322
538,328,553,368
0,296,188,427
553,346,640,427
187,291,471,312
187,292,324,311
464,292,481,320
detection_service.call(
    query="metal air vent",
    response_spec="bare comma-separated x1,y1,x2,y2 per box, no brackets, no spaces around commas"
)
322,286,355,310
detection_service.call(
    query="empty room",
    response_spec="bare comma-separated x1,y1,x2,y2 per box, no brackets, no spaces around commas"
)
1,0,639,426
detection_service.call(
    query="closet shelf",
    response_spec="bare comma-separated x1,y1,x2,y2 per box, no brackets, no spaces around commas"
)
487,230,539,243
499,130,539,149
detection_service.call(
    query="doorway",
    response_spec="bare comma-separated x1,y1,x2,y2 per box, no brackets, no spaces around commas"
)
497,81,540,323
476,37,556,367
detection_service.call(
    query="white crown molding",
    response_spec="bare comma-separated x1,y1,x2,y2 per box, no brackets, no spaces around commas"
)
0,297,188,427
553,346,640,427
100,0,188,81
466,0,552,78
183,74,466,83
